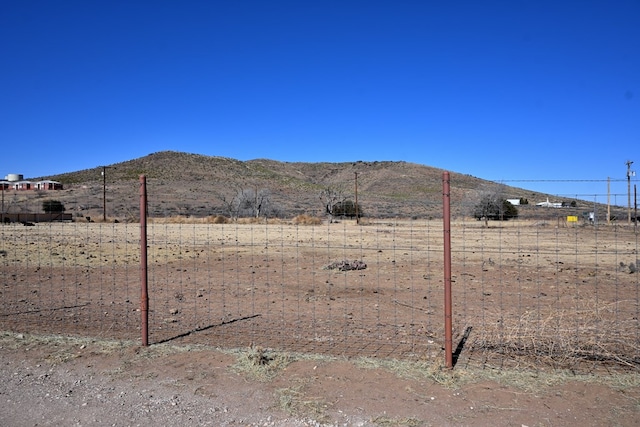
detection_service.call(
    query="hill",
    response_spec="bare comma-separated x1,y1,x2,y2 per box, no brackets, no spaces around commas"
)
24,151,603,221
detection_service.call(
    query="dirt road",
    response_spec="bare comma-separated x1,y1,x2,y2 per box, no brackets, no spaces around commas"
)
1,333,638,427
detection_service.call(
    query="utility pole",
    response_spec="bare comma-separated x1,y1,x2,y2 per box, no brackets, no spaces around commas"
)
627,160,635,225
607,177,610,224
354,172,359,225
101,166,112,222
1,182,4,225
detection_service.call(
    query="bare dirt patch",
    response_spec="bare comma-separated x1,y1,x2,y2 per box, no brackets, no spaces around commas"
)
1,219,639,425
1,333,639,426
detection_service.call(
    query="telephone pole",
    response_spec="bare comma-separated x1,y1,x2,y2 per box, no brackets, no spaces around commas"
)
101,166,113,222
354,172,359,225
607,177,610,224
627,160,635,224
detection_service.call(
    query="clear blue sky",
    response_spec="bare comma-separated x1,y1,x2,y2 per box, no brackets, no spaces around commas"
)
1,1,638,202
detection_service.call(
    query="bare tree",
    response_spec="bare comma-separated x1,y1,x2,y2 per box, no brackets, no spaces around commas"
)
237,187,271,218
319,185,347,221
469,183,517,226
216,191,240,219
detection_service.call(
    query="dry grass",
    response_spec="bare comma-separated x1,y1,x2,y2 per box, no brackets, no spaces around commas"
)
147,215,296,225
2,217,638,373
292,214,324,225
370,416,425,427
3,332,639,398
276,384,332,424
355,357,465,389
149,215,228,224
230,346,293,382
470,301,640,371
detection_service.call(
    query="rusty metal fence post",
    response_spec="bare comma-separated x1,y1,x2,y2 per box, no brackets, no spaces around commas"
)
140,175,149,346
443,171,453,368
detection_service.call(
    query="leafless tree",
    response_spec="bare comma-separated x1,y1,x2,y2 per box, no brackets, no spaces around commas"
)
238,187,271,218
319,185,347,221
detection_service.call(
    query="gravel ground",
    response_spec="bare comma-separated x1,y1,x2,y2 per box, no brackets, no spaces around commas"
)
1,333,639,427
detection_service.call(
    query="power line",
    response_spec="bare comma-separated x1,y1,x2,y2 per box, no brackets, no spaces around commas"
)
490,179,632,183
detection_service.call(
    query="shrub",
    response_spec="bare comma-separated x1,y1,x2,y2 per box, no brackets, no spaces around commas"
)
473,196,518,221
208,215,229,224
332,200,363,218
292,214,323,225
42,200,65,213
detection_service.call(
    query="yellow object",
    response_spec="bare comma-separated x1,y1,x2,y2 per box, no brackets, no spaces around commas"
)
567,216,578,222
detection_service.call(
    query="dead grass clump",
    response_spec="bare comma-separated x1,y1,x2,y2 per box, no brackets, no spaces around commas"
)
276,385,331,424
355,356,464,389
204,215,229,224
149,215,193,224
231,346,292,382
292,214,323,225
469,303,640,371
234,217,287,225
371,416,425,427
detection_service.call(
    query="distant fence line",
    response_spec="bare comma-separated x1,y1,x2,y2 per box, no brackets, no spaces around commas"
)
0,174,638,372
1,213,73,223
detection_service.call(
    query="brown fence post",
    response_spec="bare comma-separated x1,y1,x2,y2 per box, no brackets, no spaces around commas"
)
140,175,149,346
443,171,453,368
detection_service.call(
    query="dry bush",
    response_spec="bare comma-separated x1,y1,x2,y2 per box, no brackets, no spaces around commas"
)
235,217,287,225
292,214,323,225
236,217,264,224
148,215,194,224
205,215,229,224
148,215,233,224
469,301,640,370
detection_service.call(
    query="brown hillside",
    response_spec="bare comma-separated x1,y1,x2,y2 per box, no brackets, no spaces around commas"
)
23,150,599,221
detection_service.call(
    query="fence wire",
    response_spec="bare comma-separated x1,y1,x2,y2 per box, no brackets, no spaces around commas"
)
142,218,443,361
1,179,638,372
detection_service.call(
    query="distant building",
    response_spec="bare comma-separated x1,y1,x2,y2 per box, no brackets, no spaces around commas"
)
12,180,32,190
1,173,63,191
506,199,520,206
35,180,63,190
4,174,23,182
536,198,563,208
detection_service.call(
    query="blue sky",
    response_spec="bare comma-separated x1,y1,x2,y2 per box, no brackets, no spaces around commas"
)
1,1,638,202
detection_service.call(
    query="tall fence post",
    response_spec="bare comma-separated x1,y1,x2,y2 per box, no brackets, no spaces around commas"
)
443,171,453,368
140,175,149,346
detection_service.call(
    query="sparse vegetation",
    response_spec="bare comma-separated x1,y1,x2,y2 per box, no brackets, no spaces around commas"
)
19,151,624,222
332,199,363,218
472,195,518,223
292,214,323,225
42,199,65,213
231,346,292,382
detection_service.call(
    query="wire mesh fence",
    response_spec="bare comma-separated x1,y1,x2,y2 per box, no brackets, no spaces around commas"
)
1,176,638,372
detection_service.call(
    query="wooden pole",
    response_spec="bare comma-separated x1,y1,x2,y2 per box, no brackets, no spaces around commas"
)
140,175,149,346
607,177,610,225
102,166,107,222
354,172,359,224
443,171,453,369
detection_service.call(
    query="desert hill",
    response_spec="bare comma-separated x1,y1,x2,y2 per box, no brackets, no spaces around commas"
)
26,151,595,221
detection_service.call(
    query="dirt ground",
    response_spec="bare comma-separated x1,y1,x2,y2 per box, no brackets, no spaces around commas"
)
1,332,639,427
1,220,639,425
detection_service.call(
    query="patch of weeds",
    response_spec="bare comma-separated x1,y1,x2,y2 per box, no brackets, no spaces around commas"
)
467,365,640,394
355,356,465,389
371,415,425,427
276,385,331,424
44,347,83,365
231,346,292,382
